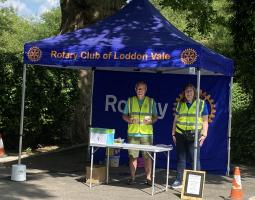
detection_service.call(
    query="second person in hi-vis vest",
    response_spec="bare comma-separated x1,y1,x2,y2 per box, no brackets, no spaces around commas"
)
171,84,208,189
122,81,158,185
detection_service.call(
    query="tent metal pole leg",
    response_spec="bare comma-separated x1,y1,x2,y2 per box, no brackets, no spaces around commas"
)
87,69,95,161
194,68,201,171
89,69,95,130
18,64,27,165
227,77,233,176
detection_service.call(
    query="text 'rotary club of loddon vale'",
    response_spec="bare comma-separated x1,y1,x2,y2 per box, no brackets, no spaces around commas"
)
50,51,171,61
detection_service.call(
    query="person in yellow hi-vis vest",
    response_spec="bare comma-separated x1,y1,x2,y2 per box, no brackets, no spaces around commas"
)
122,81,158,185
171,84,208,189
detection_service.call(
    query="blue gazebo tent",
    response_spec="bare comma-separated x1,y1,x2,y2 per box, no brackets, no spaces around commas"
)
23,0,233,75
20,0,234,175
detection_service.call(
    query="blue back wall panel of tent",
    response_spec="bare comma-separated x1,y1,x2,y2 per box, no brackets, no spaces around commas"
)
92,70,230,174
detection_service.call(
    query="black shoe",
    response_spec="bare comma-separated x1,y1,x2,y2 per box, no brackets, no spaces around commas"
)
144,179,152,186
127,179,136,185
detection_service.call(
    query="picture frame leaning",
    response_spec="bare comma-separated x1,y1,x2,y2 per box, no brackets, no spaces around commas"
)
181,170,206,200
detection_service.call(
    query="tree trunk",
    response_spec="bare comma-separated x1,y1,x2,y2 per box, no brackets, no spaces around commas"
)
60,0,126,33
59,0,126,146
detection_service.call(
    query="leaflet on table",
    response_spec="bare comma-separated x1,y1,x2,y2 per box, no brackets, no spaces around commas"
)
121,143,172,151
155,144,173,149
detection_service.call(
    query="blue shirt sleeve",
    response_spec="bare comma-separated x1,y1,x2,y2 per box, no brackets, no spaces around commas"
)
202,102,208,116
175,102,180,115
152,99,158,116
123,99,129,115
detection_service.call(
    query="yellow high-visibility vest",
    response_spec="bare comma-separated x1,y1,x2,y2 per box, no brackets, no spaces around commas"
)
127,96,154,135
175,100,205,133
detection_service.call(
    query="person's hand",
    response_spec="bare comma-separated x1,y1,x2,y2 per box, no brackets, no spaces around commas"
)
130,117,139,124
143,118,152,125
199,135,207,146
129,117,133,123
143,116,152,125
172,135,176,145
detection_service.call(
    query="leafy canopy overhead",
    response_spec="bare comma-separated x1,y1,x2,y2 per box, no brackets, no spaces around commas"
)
158,0,216,34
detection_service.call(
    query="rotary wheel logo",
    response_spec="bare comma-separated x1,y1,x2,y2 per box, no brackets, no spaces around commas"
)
181,48,197,64
172,90,216,123
27,46,42,62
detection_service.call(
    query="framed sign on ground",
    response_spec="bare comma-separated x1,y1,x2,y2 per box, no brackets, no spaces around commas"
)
181,170,206,200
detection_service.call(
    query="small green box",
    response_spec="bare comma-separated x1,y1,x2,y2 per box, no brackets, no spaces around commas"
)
89,127,115,145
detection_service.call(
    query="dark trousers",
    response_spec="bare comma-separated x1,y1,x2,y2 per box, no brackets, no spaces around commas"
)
175,133,201,182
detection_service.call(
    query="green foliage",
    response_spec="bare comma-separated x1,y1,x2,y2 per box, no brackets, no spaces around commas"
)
158,0,216,35
0,7,80,150
205,0,234,56
0,12,36,53
228,0,255,164
34,8,61,38
0,8,15,46
23,66,79,147
229,0,255,101
151,0,187,32
232,83,251,113
231,107,255,164
231,83,255,164
152,0,233,58
0,52,23,149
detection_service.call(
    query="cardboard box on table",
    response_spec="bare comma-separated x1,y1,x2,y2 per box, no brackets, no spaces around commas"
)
89,127,115,145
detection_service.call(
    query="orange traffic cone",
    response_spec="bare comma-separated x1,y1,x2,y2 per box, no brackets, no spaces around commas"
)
0,133,6,158
230,167,244,200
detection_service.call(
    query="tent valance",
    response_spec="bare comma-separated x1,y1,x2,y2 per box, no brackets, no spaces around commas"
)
23,0,234,76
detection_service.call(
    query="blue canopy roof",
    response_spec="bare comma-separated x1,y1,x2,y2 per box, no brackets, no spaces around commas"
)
23,0,234,76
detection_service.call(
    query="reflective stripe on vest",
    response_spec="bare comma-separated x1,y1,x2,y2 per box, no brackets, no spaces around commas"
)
128,96,153,135
176,100,204,133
